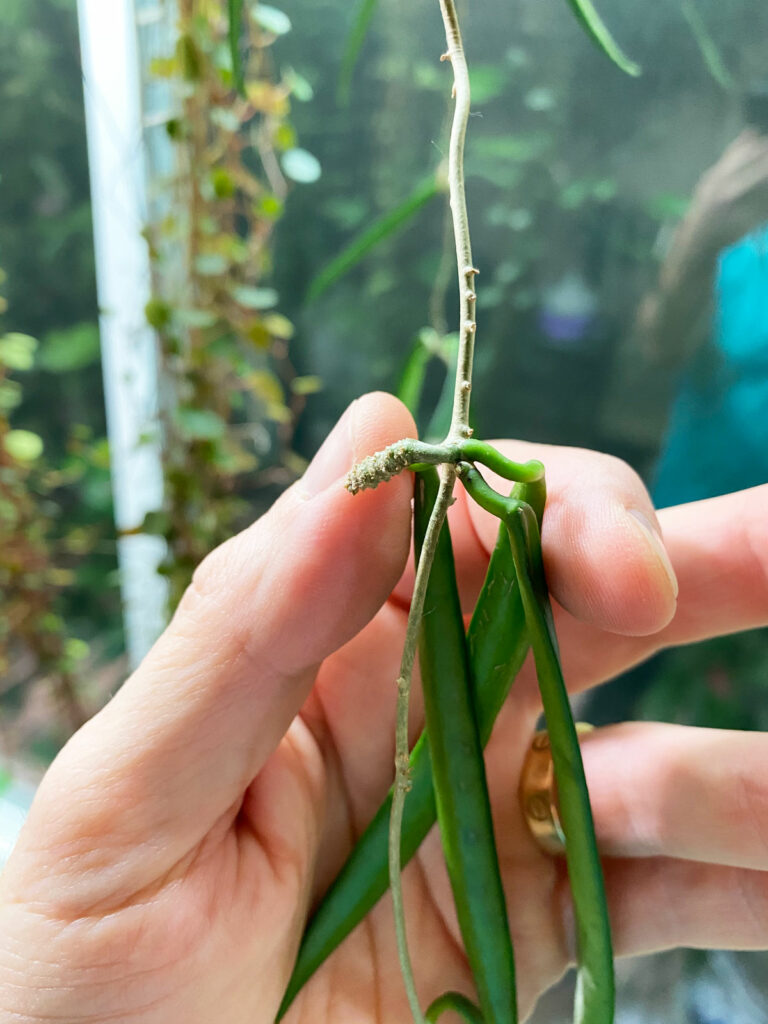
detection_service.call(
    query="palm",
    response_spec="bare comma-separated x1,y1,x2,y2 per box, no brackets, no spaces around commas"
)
0,560,580,1024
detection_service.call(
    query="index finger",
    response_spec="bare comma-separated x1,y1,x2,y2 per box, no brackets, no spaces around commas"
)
460,443,768,688
553,483,768,692
457,439,679,637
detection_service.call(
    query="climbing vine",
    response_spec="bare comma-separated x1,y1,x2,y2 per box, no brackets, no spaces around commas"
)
145,0,320,607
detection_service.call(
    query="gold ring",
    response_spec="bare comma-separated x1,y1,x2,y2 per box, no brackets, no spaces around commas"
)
519,723,595,855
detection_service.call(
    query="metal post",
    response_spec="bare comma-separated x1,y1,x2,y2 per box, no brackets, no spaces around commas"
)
76,0,169,667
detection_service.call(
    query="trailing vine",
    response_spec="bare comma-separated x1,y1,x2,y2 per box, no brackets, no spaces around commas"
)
336,1,639,1019
145,0,320,608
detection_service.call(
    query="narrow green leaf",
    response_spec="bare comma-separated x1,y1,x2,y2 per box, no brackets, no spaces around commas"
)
307,176,440,302
424,334,458,443
681,0,735,92
424,364,455,443
229,0,245,95
565,0,641,76
396,340,431,416
460,470,615,1024
338,0,378,106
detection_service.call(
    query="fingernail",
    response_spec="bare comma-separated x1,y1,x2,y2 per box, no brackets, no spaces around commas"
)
628,508,679,599
299,400,358,498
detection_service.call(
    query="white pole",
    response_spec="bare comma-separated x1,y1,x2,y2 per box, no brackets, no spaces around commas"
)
76,0,168,667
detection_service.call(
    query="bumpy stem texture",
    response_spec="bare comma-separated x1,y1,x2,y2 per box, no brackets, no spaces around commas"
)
439,0,477,439
388,4,478,1015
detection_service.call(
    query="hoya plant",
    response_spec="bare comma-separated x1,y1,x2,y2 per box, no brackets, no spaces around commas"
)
230,1,640,1021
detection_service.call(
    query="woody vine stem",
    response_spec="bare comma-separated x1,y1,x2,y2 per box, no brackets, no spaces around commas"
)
387,1,477,1019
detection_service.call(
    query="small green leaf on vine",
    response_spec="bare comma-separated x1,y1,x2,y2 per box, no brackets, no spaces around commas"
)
252,4,292,36
280,148,322,184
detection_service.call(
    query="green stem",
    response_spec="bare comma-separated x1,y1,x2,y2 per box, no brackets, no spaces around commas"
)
459,463,615,1024
276,482,545,1019
345,437,543,494
389,468,456,1023
377,1,480,1017
426,991,484,1023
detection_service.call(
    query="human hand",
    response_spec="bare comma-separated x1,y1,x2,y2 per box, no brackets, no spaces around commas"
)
635,128,768,365
692,128,768,245
0,391,766,1023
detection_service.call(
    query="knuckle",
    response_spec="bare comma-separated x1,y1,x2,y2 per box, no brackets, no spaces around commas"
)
178,535,239,616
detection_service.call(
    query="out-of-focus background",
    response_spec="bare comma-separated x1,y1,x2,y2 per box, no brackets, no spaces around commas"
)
1,0,767,1018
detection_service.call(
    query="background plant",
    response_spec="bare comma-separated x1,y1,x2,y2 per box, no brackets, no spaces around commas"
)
0,0,120,761
0,276,116,761
2,0,768,752
144,0,321,606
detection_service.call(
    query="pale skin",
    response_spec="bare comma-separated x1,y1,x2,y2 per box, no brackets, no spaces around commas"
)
1,391,768,1023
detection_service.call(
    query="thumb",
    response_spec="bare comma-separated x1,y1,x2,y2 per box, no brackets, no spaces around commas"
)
12,392,415,900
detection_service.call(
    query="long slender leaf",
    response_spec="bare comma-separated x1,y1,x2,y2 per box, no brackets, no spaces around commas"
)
509,504,614,1024
460,466,615,1024
565,0,641,76
307,176,441,301
681,0,735,92
338,0,379,105
397,340,431,416
228,0,245,95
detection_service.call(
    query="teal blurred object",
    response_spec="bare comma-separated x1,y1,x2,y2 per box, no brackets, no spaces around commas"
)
687,951,768,1023
653,223,768,507
0,767,35,871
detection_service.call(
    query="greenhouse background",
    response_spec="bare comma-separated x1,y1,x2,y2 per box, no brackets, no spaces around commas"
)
1,0,768,1019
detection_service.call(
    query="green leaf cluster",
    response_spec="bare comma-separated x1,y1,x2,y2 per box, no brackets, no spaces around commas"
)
145,0,321,609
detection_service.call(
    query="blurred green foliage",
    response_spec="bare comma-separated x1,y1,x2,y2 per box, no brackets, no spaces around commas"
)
2,0,768,752
0,0,111,518
0,0,120,757
0,0,95,340
640,634,768,731
0,276,119,758
271,0,768,732
143,0,320,606
274,0,768,460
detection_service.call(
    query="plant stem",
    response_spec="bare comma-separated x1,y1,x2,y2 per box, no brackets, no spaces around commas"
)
388,3,476,1017
439,0,477,441
390,468,454,1023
